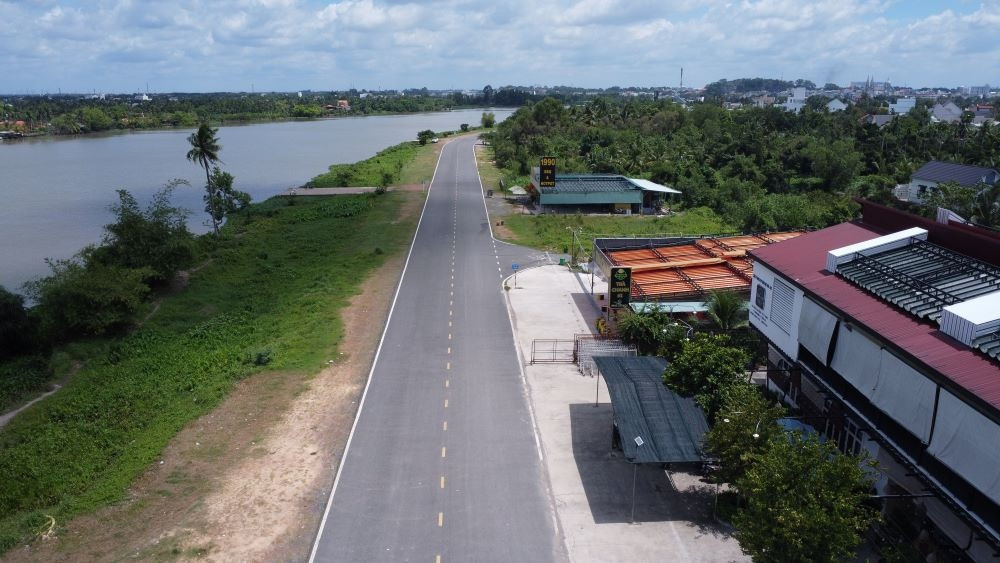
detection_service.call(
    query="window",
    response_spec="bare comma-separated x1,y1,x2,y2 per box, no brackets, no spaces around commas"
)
770,278,795,335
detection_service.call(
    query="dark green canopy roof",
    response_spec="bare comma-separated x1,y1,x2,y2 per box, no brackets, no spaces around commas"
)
594,356,709,464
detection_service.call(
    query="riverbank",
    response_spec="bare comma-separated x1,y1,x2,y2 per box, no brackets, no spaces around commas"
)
0,109,510,294
0,137,436,557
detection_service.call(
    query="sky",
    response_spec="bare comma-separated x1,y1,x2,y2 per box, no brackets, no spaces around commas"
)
1,0,997,94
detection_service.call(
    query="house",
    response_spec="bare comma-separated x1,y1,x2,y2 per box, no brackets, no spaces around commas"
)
826,99,847,112
889,97,915,114
748,201,1000,561
861,114,896,128
902,160,1000,203
932,102,963,124
527,173,679,214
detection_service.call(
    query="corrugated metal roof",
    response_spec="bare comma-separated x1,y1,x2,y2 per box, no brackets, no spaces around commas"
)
541,175,635,194
912,160,999,188
594,356,708,463
607,232,803,301
752,222,1000,412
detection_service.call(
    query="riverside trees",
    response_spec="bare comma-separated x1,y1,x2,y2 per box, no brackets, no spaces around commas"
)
186,124,250,236
489,96,1000,231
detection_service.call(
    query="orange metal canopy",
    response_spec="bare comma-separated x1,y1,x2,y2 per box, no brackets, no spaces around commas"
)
606,232,803,301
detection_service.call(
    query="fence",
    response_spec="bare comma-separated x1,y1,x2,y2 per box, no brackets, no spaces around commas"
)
530,339,576,364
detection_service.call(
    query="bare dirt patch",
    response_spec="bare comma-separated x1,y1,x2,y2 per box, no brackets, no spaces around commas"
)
4,193,425,562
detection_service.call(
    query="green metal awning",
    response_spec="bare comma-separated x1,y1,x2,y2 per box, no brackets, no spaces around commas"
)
594,356,709,464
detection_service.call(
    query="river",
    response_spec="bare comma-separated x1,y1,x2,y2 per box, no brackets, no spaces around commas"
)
0,108,512,293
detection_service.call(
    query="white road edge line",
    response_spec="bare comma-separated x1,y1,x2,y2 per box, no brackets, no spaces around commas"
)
474,139,569,557
308,138,446,563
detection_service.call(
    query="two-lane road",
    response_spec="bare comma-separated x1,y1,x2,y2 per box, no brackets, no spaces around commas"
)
310,136,564,562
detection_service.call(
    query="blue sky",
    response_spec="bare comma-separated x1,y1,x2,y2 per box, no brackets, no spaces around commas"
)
1,0,996,93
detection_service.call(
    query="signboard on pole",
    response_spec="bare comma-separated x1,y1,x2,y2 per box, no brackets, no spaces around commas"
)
539,156,556,188
609,267,632,307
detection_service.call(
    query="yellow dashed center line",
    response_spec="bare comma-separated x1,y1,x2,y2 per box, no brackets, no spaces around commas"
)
444,399,449,408
436,556,441,563
441,446,447,458
445,379,449,387
446,362,450,370
440,476,445,489
443,420,448,431
438,512,444,527
447,347,451,355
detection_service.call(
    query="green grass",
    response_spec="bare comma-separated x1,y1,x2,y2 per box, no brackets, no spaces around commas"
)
0,356,52,413
474,144,503,193
306,140,438,188
0,191,420,553
500,208,736,256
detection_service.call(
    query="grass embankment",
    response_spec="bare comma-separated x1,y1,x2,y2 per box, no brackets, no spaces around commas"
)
0,192,420,553
307,139,442,188
501,211,736,255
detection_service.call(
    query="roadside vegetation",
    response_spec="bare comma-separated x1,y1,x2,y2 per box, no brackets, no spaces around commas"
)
480,96,1000,233
0,190,418,553
500,209,734,256
0,131,425,553
307,139,442,188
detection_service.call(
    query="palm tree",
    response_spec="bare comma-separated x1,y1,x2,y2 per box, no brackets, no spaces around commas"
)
706,290,748,331
186,123,222,235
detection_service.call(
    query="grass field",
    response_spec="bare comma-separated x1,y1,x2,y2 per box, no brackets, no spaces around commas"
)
500,210,737,257
0,191,421,553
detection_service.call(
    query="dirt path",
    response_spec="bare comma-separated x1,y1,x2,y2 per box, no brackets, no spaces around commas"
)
5,191,426,562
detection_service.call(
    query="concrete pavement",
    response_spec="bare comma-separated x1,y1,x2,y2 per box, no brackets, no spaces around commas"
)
505,265,750,563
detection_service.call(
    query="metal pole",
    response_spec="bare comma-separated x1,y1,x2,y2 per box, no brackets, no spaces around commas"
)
595,373,600,406
630,464,638,524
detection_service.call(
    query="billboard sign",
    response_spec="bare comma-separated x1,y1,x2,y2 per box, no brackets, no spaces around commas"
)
539,156,556,188
609,267,632,307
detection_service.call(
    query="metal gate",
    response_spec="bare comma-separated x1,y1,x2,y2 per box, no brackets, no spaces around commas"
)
530,339,576,364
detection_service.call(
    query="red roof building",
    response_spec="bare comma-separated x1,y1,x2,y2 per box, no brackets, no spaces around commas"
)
749,203,1000,560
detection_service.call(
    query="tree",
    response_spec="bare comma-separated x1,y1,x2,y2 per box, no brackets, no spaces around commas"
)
0,286,37,358
460,123,470,132
417,129,435,145
186,123,224,236
733,433,879,563
705,290,748,330
663,334,750,420
923,180,977,217
481,111,496,128
88,181,195,286
205,167,251,228
971,182,1000,228
616,310,688,358
704,384,784,484
24,256,152,339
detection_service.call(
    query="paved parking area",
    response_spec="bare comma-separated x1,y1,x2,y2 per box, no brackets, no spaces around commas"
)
505,265,749,563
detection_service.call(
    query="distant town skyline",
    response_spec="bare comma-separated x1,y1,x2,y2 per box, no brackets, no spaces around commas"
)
2,0,997,94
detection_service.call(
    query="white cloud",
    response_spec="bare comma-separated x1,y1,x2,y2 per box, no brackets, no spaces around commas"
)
0,0,996,92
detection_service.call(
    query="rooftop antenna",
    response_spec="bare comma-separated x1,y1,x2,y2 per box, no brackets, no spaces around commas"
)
680,67,683,88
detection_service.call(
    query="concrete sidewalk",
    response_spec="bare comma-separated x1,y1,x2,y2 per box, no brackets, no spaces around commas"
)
505,265,748,563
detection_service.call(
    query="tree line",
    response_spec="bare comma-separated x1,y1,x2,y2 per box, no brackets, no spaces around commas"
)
486,96,1000,231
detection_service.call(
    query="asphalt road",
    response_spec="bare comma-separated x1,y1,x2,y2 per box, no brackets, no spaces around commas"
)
310,135,565,562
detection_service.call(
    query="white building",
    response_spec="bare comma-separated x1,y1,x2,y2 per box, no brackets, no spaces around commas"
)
780,87,808,113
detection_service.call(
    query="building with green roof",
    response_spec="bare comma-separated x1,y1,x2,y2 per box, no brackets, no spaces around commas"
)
528,173,679,214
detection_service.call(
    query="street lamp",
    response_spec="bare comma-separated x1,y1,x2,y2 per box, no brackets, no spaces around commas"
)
565,226,584,266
